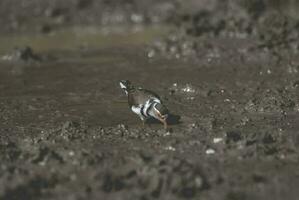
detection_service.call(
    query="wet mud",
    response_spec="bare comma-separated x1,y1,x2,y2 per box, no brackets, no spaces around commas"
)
1,0,299,200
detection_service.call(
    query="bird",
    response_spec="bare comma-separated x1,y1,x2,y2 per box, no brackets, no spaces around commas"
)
119,80,169,129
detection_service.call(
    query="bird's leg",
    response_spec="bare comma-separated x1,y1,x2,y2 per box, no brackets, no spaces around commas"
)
141,118,147,129
163,120,168,130
157,118,168,130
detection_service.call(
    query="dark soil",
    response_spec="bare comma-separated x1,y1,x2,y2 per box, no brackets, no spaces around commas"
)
1,0,299,200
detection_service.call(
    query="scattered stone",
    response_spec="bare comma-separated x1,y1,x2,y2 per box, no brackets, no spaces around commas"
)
205,148,216,155
213,137,223,144
164,146,176,151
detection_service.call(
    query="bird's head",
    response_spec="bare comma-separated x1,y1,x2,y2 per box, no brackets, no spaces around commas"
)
153,103,169,121
119,80,134,95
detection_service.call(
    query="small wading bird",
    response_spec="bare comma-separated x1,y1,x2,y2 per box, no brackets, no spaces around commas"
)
119,80,169,129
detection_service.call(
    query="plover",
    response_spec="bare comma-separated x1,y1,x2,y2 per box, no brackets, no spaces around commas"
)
119,80,169,129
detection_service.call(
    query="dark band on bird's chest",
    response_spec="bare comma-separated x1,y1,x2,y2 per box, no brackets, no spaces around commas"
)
140,105,147,117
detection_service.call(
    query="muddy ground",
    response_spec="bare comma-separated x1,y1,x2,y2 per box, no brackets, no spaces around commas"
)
1,0,299,200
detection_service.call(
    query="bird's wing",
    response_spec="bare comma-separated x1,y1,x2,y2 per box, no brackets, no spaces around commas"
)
138,88,161,100
128,88,161,107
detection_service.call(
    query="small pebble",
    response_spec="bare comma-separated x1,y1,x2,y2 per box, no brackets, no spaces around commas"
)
165,146,176,151
205,148,215,155
69,151,75,156
213,137,223,143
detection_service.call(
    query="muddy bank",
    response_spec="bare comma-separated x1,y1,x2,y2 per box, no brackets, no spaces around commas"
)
0,0,176,34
